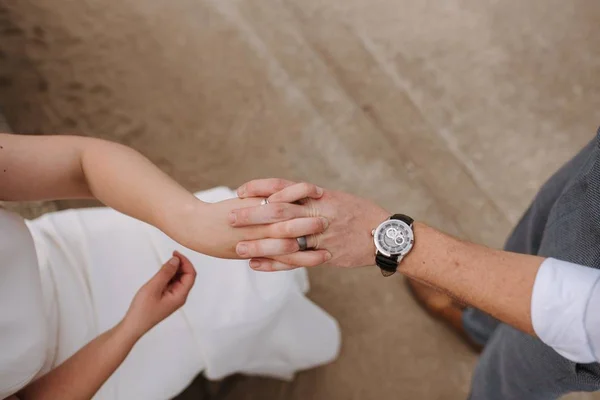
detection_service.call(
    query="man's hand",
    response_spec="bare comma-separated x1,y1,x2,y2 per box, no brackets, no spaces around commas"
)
231,179,390,271
123,251,196,337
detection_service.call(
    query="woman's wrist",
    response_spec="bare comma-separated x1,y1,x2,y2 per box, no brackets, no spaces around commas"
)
157,196,208,246
116,317,146,345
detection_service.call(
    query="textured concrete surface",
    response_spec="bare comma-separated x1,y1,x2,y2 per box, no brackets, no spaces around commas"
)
1,1,599,399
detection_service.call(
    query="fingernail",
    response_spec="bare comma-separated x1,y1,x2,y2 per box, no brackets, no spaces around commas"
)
316,186,324,196
237,186,246,197
237,244,248,256
324,252,332,261
228,212,237,225
168,256,180,267
320,217,329,229
249,260,260,269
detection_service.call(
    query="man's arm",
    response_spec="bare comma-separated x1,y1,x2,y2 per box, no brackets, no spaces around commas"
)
401,222,540,335
234,179,600,363
231,179,543,334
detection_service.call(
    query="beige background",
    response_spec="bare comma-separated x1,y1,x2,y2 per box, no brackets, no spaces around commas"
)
1,1,599,399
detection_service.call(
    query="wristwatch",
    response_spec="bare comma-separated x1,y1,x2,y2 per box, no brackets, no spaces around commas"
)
371,214,415,277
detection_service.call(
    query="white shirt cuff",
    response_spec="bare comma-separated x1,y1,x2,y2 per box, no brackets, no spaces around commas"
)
531,258,600,363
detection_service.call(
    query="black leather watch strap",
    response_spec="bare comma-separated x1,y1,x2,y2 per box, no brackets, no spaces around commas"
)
376,253,399,272
390,214,414,226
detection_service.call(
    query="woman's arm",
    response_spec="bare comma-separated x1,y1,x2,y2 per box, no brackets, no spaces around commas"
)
17,322,139,400
0,134,328,260
15,252,195,400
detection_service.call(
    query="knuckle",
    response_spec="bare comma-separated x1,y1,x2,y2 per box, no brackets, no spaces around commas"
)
271,204,287,220
274,179,290,192
311,218,324,233
319,218,328,231
300,182,312,193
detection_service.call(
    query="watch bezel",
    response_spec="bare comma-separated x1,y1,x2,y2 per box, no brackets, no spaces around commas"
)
373,219,414,258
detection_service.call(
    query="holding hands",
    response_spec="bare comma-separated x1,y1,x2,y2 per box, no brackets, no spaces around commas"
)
230,179,390,271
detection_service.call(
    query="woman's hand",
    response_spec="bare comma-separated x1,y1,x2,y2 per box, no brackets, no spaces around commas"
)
16,252,196,400
123,251,196,337
169,196,331,260
231,179,390,271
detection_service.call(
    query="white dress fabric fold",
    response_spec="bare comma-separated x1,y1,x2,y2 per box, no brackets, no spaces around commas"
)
1,187,339,400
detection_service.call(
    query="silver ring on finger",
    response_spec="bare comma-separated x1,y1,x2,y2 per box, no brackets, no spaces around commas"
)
260,198,270,206
296,236,308,251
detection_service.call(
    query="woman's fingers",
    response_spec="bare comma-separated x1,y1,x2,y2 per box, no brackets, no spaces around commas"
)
172,251,196,292
229,203,310,227
147,255,181,293
267,182,324,204
237,178,296,199
236,235,320,258
249,250,331,272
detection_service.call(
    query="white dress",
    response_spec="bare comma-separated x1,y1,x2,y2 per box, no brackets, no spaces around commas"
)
0,187,340,400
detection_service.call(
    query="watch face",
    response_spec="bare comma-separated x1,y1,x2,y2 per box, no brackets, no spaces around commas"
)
374,219,414,257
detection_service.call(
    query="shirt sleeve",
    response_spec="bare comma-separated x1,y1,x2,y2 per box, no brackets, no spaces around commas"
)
531,258,600,363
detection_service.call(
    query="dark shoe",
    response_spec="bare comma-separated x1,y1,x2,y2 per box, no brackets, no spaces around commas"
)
405,278,483,353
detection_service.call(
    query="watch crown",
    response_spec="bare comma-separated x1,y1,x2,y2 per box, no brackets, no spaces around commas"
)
371,229,375,236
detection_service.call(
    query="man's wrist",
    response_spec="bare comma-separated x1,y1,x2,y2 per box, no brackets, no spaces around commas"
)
398,222,459,279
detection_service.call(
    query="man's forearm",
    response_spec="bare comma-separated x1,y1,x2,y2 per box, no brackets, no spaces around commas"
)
18,321,140,400
400,222,543,335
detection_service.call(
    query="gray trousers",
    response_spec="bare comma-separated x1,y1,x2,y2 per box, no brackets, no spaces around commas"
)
463,129,600,399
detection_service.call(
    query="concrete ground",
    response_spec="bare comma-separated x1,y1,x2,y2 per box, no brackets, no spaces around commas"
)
1,1,600,399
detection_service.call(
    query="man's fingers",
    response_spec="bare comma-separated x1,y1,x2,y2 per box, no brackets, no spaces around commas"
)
237,238,299,258
267,182,324,204
229,203,309,227
248,259,296,272
270,250,331,267
268,217,328,238
237,178,296,199
248,250,331,271
236,235,321,258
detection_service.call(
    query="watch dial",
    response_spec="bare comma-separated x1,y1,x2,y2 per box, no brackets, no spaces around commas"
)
375,220,413,256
